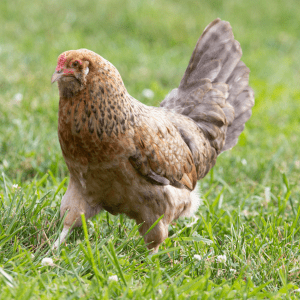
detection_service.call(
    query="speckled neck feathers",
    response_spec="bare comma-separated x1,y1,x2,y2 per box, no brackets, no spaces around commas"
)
58,79,84,98
58,52,138,141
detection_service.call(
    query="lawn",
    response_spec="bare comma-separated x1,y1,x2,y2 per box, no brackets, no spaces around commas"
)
0,0,300,298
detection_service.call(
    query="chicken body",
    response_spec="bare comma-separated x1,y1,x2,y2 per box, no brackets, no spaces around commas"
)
52,19,254,252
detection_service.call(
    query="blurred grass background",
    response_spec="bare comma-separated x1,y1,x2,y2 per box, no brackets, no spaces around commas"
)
0,0,300,298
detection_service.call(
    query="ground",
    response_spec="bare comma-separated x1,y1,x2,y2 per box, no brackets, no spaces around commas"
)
0,0,300,298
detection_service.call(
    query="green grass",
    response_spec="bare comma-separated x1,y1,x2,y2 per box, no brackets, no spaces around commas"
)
1,0,300,298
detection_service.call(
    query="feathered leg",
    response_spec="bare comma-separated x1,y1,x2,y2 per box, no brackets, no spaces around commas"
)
138,219,169,254
52,177,101,249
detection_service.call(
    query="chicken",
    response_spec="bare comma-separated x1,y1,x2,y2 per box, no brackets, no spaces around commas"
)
51,19,254,252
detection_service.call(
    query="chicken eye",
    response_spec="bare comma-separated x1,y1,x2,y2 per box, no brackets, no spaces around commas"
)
72,61,79,67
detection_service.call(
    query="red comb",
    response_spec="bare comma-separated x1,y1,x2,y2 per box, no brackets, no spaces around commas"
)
56,54,67,72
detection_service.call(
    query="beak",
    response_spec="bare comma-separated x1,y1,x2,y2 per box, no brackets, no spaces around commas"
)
51,71,63,84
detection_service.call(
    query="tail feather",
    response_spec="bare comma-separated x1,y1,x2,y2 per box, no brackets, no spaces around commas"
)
161,18,254,156
222,86,254,151
186,59,221,87
179,19,241,89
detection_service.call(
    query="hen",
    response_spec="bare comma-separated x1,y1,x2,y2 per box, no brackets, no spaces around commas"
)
51,19,254,252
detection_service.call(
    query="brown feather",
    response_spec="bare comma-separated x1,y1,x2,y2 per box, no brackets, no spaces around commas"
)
53,19,254,253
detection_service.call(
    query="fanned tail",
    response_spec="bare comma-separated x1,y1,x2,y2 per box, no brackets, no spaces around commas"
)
160,19,254,154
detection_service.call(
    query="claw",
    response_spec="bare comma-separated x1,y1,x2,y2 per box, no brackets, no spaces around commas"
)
53,226,71,249
149,246,159,255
